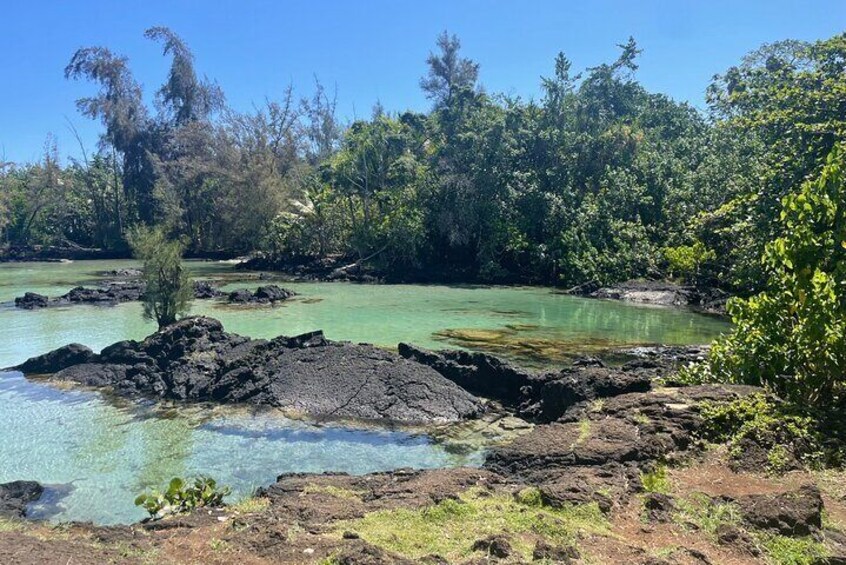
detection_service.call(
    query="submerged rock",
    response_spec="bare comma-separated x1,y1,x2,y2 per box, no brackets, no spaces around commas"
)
586,280,730,314
0,481,44,518
13,317,483,423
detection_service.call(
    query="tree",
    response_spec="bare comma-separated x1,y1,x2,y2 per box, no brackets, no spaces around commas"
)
698,145,846,406
65,46,158,224
144,26,224,127
420,31,479,109
127,226,192,329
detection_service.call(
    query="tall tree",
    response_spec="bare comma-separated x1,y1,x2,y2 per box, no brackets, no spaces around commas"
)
420,31,479,109
65,47,157,224
144,26,224,126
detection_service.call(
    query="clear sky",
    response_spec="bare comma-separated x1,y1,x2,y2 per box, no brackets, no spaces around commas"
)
1,0,844,164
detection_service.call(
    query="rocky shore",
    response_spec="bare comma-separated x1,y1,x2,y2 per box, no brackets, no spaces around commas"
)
12,281,296,309
11,317,483,423
3,320,844,564
579,280,731,314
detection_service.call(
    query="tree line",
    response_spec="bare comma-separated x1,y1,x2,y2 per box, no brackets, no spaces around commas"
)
2,29,845,294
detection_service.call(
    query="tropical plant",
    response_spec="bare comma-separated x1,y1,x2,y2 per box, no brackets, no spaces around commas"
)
135,476,231,519
698,144,846,405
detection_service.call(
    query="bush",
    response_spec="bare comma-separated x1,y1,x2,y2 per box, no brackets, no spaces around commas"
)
662,241,715,283
126,226,193,329
135,476,231,519
698,394,844,472
696,145,846,406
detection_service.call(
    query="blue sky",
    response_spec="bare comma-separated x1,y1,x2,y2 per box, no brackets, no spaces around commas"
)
1,0,843,164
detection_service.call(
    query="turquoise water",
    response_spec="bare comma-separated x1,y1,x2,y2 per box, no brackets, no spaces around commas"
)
0,372,475,524
0,260,730,524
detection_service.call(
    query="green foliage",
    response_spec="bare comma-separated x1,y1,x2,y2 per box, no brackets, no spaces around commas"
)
663,242,715,282
8,29,846,301
674,492,741,537
640,465,671,494
126,226,192,329
698,394,844,471
700,145,846,406
134,476,230,519
755,533,829,565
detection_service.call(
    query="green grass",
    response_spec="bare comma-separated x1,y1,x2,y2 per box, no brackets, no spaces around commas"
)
229,496,271,514
674,493,741,537
209,538,231,552
575,420,592,446
640,465,671,494
755,533,829,565
334,487,610,561
0,518,26,533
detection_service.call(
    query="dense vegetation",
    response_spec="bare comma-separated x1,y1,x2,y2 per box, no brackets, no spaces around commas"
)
3,29,844,292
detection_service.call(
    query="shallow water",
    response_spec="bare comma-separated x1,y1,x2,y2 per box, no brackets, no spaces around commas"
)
0,372,476,524
0,260,730,524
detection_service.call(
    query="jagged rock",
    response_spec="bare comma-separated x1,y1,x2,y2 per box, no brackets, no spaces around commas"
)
537,464,637,513
485,418,665,482
532,540,579,562
14,317,483,423
715,524,760,556
14,292,49,309
0,481,43,518
398,344,657,423
332,540,415,565
192,280,223,299
737,485,823,536
643,492,676,523
13,343,94,374
472,535,512,558
397,343,546,409
539,362,651,421
227,285,295,304
61,281,146,304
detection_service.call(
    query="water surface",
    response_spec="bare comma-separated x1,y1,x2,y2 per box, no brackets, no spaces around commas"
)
0,260,729,524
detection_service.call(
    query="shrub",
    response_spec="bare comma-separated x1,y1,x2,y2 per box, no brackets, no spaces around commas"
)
663,241,716,283
698,394,844,471
126,226,193,329
696,145,846,406
135,476,231,519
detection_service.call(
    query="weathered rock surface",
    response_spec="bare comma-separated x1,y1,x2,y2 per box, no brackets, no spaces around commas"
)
13,292,49,309
14,343,95,374
585,280,730,313
227,285,295,304
398,343,683,423
13,317,483,423
736,485,824,537
397,343,547,410
192,280,224,299
0,481,43,518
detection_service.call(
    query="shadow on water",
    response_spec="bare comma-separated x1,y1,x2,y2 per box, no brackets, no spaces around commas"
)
26,483,76,521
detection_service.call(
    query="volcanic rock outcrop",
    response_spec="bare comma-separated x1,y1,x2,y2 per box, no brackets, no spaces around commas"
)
12,317,483,423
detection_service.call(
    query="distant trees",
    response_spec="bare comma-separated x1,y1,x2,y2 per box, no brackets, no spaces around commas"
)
127,226,192,329
6,28,846,295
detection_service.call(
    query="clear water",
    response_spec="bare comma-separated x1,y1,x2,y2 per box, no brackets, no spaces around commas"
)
0,260,730,524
